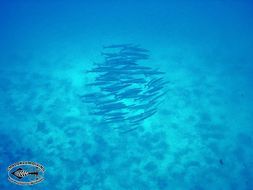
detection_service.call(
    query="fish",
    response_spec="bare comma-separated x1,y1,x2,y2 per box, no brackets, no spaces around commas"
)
121,46,149,53
96,98,119,105
120,52,149,59
116,88,142,99
121,51,148,56
105,111,127,117
131,108,157,123
106,60,138,66
12,168,38,179
148,91,168,105
146,84,165,94
146,77,164,87
103,44,133,49
99,102,127,110
104,114,125,121
121,65,151,71
121,78,147,84
102,84,131,92
105,57,130,62
104,116,127,123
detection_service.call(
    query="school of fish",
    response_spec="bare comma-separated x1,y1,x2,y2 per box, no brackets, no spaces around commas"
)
81,44,168,133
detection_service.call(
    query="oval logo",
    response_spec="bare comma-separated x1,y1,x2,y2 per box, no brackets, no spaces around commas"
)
7,161,45,185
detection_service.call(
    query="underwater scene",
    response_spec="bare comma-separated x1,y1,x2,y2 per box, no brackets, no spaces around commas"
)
0,0,253,189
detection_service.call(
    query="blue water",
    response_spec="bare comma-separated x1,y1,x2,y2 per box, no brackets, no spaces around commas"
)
1,1,253,189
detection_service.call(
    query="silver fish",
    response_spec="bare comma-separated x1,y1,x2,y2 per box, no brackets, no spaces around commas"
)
103,44,133,49
121,46,149,53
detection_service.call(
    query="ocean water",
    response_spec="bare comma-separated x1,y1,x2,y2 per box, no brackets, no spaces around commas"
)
0,0,253,189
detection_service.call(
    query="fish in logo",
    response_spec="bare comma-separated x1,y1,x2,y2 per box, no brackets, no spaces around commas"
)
8,161,45,185
11,168,39,179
